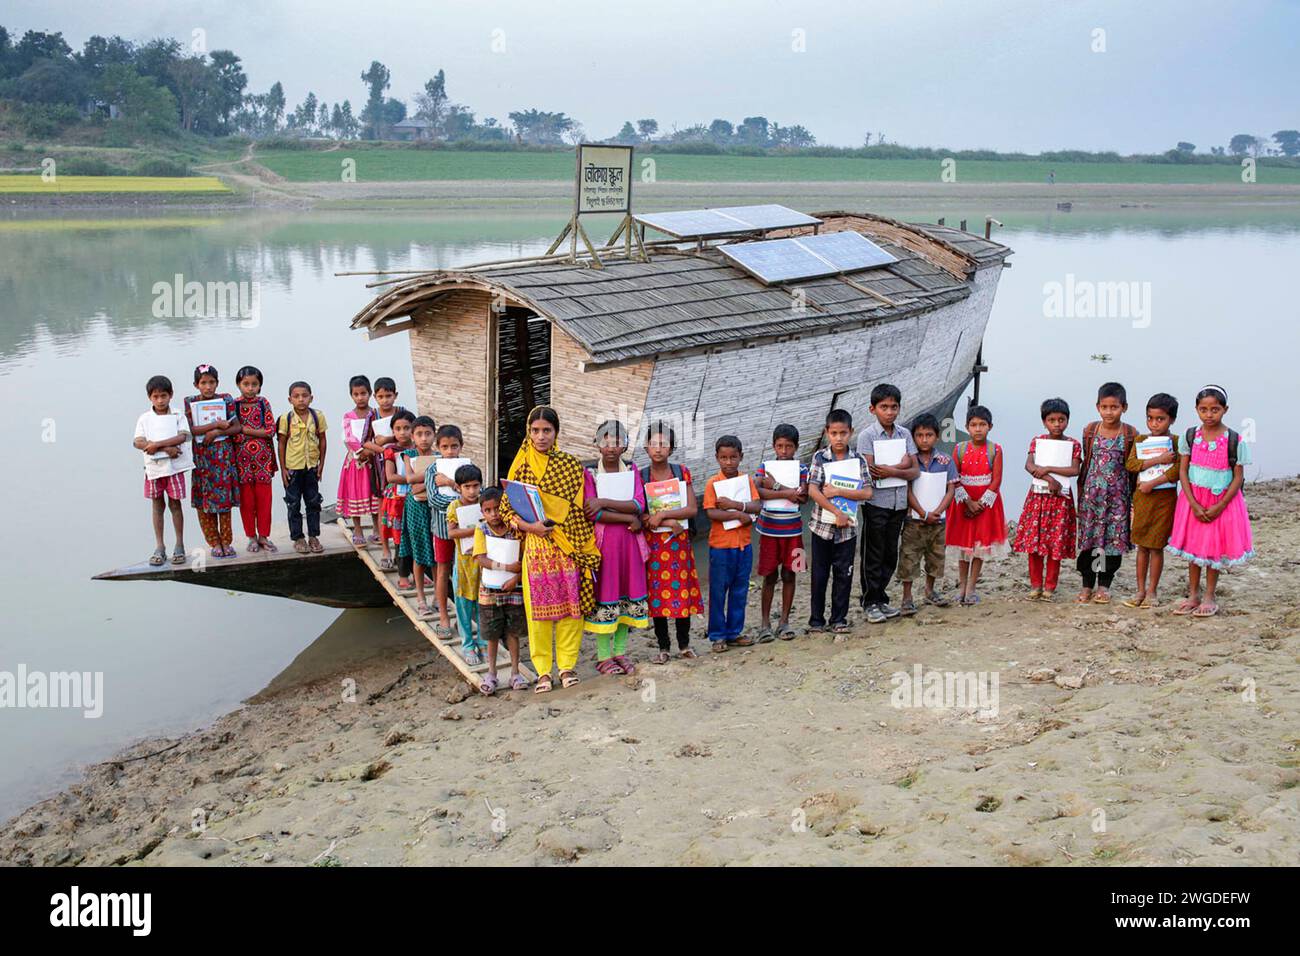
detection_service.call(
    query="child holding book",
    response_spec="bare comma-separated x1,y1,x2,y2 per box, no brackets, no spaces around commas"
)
583,420,650,676
425,424,466,638
276,380,328,554
702,435,762,651
1123,393,1181,608
1076,382,1138,604
399,416,438,618
185,363,242,558
1012,398,1081,601
640,421,702,664
361,376,407,552
1167,385,1254,617
807,409,872,634
898,413,958,612
755,423,809,641
945,404,1008,605
338,374,381,545
133,375,192,566
473,487,529,694
857,384,920,623
233,366,277,553
447,463,486,664
380,410,417,586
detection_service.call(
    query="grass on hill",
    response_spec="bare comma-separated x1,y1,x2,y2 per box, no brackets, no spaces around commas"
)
0,175,230,194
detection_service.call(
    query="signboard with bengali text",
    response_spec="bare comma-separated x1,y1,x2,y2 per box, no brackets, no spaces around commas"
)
575,144,633,214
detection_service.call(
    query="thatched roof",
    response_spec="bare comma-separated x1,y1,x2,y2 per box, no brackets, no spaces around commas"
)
350,212,1011,366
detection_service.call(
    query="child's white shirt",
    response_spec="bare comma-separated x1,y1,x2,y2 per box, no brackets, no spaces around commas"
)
135,409,194,479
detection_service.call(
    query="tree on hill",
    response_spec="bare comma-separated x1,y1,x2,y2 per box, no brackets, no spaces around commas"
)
508,108,575,145
97,63,178,133
359,60,390,139
1228,133,1260,156
1273,130,1300,157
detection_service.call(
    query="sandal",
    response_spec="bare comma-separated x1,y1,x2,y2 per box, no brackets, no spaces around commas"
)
710,641,729,653
351,531,365,546
510,673,530,691
899,600,918,616
728,635,755,647
613,655,636,675
1075,589,1093,604
1139,597,1157,609
246,539,261,553
293,539,310,554
924,590,952,608
777,624,797,641
416,602,435,621
832,622,850,634
148,548,166,567
260,538,278,553
171,546,187,565
534,674,553,694
1171,598,1198,615
1092,589,1111,605
432,623,453,639
756,627,775,644
651,651,670,665
679,647,698,659
962,592,981,606
559,670,580,689
478,673,498,696
379,557,395,571
308,537,324,553
1192,602,1219,618
595,659,621,676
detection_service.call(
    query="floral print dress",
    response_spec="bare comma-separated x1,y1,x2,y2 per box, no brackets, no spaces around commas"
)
184,392,239,514
1077,433,1132,556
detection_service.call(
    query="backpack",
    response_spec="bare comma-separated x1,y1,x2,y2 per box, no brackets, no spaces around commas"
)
277,408,324,464
640,462,706,539
1080,421,1138,492
952,441,997,470
1184,427,1241,469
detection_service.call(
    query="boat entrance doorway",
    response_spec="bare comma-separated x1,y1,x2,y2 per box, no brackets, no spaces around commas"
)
492,307,551,481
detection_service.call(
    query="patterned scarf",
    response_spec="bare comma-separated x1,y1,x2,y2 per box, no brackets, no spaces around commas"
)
503,430,600,617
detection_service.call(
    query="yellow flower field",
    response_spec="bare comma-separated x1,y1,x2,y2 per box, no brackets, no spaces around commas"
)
0,175,230,194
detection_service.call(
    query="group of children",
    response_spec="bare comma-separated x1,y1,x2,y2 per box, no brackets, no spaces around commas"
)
136,370,1255,696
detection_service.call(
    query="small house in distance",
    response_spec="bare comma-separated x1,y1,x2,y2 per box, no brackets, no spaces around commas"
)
348,209,1012,483
390,119,434,142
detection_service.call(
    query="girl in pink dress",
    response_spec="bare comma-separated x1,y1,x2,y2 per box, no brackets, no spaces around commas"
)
583,421,650,676
338,375,381,544
945,404,1009,605
1167,385,1254,618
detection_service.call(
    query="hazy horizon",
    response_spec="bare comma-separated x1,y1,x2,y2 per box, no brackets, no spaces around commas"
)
5,0,1297,152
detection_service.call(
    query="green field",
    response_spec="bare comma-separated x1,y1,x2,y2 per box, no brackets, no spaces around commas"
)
254,149,1300,185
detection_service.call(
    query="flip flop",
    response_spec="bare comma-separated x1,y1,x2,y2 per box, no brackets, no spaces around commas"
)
1092,592,1111,605
1139,598,1157,609
351,531,365,546
613,655,636,675
260,539,278,553
679,647,698,659
962,592,981,606
595,659,620,676
756,627,775,644
899,600,918,616
247,540,261,553
651,651,670,665
148,548,166,567
728,635,755,647
308,538,325,553
1192,602,1219,618
1171,598,1198,615
534,674,553,694
710,641,729,653
293,539,310,554
379,557,395,571
777,624,797,640
1075,591,1093,604
1121,597,1143,608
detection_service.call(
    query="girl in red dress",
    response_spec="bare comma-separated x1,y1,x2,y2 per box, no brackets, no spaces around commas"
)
233,366,278,552
946,404,1009,605
1012,398,1081,601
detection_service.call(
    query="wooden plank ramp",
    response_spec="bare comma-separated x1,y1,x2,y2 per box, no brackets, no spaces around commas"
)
335,519,534,689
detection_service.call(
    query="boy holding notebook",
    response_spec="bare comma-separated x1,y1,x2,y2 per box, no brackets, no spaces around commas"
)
807,409,872,635
855,383,919,623
701,435,762,651
898,413,958,613
754,423,809,641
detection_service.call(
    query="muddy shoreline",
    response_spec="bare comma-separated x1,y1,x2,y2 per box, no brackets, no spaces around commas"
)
3,477,1296,867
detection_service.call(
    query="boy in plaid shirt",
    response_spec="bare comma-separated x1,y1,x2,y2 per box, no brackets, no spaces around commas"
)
806,409,873,635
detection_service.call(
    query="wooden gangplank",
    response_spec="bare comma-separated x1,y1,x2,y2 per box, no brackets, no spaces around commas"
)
335,519,533,690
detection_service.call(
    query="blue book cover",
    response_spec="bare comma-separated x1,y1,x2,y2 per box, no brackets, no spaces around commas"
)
503,479,545,523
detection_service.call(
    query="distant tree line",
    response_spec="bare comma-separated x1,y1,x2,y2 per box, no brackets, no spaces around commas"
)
2,23,1298,167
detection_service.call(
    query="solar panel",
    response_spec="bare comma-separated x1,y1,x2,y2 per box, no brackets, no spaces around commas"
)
633,204,820,239
718,231,898,284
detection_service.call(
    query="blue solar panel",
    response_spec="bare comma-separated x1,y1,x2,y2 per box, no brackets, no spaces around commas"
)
718,231,897,284
634,204,820,239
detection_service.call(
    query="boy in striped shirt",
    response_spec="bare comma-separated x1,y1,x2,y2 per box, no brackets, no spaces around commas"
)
755,424,810,642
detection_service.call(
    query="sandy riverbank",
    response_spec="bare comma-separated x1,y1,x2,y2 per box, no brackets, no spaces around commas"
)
3,478,1298,867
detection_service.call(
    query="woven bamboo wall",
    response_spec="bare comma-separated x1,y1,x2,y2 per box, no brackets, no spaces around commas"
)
407,290,489,463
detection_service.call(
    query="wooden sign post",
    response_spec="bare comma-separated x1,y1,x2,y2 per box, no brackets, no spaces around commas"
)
546,144,644,267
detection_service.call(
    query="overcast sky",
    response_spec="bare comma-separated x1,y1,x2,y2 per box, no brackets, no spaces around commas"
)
6,0,1297,151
